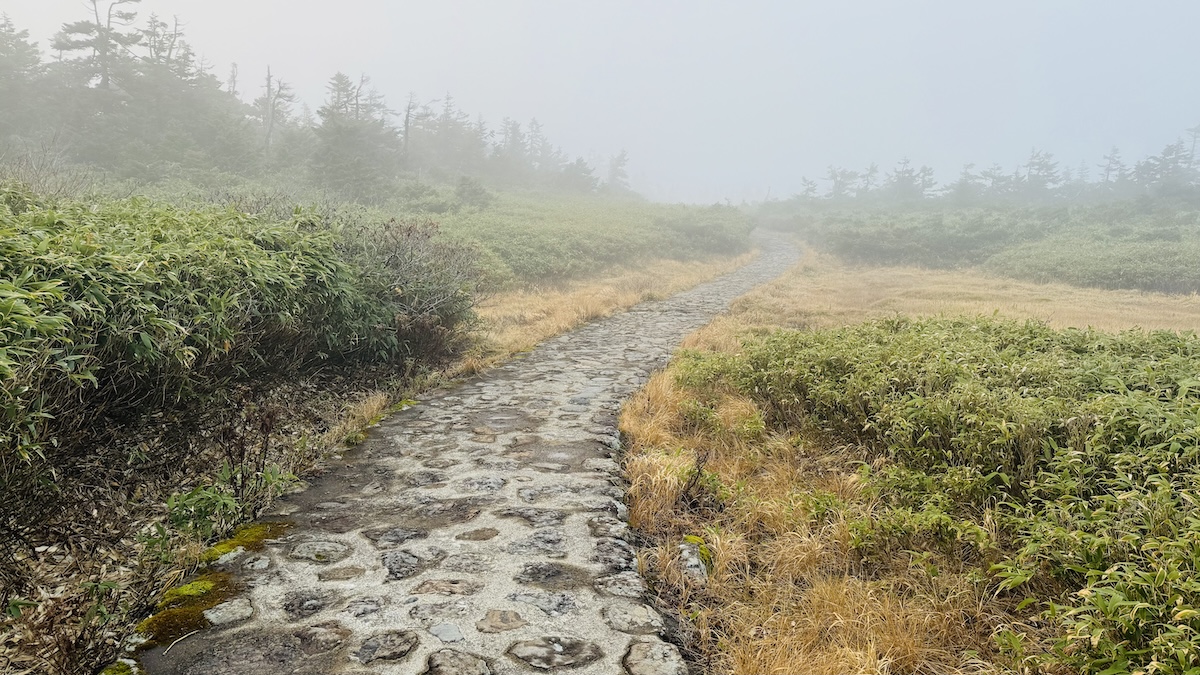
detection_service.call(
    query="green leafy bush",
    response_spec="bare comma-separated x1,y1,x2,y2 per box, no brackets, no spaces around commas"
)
1,194,478,493
682,316,1200,672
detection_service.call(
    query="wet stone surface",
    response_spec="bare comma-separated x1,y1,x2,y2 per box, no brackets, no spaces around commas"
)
282,590,338,621
137,233,797,674
602,604,665,636
425,648,493,675
507,590,578,618
356,630,420,664
514,562,593,591
508,637,603,670
623,640,689,675
476,609,528,634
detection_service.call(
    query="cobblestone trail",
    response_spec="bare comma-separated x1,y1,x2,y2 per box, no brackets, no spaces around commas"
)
138,233,799,675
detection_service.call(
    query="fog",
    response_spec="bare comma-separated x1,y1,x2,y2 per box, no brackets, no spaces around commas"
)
4,0,1199,202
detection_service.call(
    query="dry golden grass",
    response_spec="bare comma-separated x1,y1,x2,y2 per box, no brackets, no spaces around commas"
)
316,391,391,452
474,253,756,362
710,249,1200,338
622,249,1200,674
623,370,1007,674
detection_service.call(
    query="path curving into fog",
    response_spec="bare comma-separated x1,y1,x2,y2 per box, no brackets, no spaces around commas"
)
137,231,799,675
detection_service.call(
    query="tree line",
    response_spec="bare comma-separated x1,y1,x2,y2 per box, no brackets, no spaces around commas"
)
795,140,1200,207
0,0,635,203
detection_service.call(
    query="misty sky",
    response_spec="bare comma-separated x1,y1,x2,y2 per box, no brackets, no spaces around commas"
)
3,1,1199,202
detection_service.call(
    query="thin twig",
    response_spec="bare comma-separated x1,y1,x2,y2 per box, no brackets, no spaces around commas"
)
162,629,200,656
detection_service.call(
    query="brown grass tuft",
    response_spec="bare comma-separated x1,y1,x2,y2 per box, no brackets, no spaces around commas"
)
625,451,692,533
317,391,391,451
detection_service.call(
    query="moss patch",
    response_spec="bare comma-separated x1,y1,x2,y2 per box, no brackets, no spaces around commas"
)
156,579,215,611
135,571,236,647
100,661,136,675
388,399,418,413
199,521,291,564
136,523,288,647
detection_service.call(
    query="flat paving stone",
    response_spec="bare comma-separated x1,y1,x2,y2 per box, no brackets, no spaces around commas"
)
602,603,665,636
429,622,466,643
202,598,253,626
476,609,528,633
595,571,647,598
514,562,593,590
413,579,484,596
294,621,351,655
423,648,492,675
344,596,383,617
288,541,351,564
505,528,568,558
507,590,578,617
356,630,420,664
508,637,603,670
623,640,689,675
455,527,499,541
135,233,798,675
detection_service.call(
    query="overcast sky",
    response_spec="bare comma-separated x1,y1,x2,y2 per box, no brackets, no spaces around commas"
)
3,1,1198,202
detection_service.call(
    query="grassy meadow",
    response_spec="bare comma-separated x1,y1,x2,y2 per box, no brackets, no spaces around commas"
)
622,249,1200,675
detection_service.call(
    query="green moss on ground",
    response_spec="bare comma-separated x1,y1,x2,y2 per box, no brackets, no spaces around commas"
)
155,579,215,611
100,661,136,675
135,571,235,647
137,522,289,645
199,521,291,564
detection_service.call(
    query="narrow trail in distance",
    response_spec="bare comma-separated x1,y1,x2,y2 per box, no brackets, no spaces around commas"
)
139,232,799,675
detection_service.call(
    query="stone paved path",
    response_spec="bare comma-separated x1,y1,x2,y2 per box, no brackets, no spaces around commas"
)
138,233,798,675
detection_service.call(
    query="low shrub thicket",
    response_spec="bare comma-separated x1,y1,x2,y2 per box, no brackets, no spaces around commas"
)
680,316,1200,673
133,181,754,288
801,207,1059,268
438,195,752,285
787,201,1200,294
985,236,1200,294
1,189,478,520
